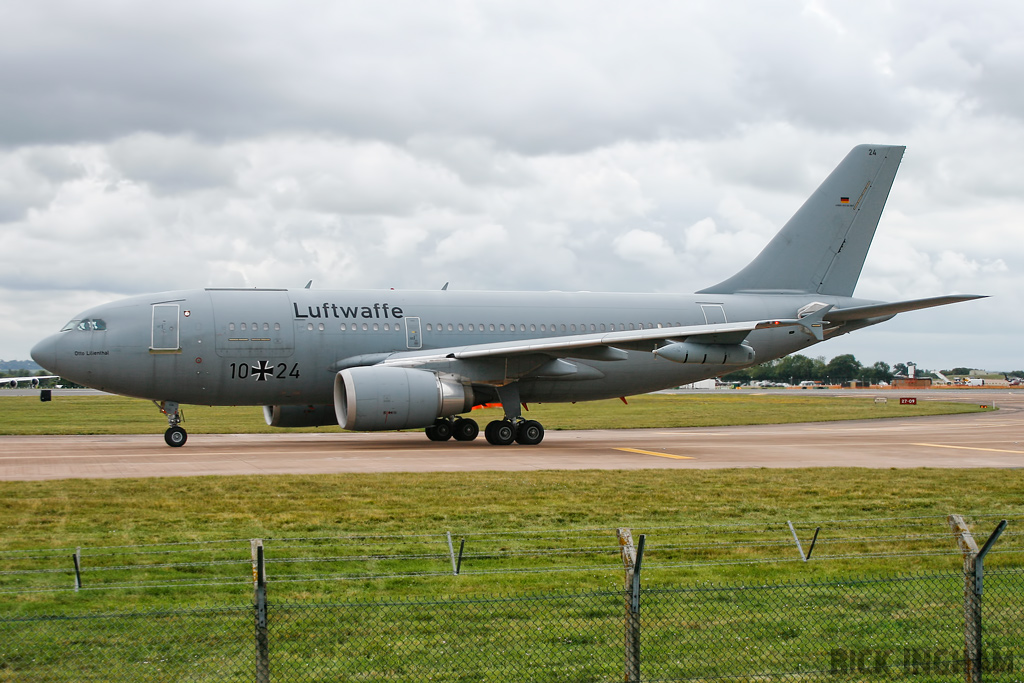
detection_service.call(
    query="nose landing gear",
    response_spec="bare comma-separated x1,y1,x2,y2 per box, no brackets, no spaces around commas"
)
156,400,188,447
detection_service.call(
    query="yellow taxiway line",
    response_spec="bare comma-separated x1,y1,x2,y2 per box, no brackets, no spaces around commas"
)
914,443,1024,455
615,447,694,460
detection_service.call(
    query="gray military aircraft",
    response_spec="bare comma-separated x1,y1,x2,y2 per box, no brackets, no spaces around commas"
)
30,145,983,447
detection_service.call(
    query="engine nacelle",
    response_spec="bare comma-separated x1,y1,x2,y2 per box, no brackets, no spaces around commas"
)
334,366,474,431
654,342,755,365
263,404,339,428
6,380,15,389
30,378,40,389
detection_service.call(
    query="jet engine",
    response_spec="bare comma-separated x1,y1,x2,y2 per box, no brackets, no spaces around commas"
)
334,366,474,431
263,404,339,428
653,342,755,365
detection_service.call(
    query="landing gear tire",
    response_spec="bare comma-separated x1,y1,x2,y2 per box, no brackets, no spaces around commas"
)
515,420,545,445
452,418,480,442
485,420,517,446
425,419,454,442
164,426,188,448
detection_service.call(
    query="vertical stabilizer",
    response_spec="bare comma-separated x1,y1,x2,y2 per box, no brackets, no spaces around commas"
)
698,145,904,296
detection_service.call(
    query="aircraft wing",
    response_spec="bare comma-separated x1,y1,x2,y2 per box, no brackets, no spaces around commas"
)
378,316,816,368
824,295,987,323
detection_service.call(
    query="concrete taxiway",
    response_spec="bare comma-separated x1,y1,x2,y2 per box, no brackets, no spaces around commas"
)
0,390,1020,480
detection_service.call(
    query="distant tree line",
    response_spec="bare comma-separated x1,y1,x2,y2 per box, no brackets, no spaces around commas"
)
723,354,897,385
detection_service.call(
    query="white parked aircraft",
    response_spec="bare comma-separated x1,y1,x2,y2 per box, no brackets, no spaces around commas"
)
30,145,983,447
2,375,59,389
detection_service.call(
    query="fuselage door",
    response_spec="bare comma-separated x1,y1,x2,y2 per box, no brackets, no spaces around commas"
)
405,316,422,349
700,304,728,325
210,289,296,358
151,304,181,352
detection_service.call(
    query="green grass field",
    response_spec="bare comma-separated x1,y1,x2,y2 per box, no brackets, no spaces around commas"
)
0,393,1018,681
0,391,991,434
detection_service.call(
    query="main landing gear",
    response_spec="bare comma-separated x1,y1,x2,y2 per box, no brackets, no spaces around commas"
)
424,416,545,446
157,400,187,447
425,416,480,442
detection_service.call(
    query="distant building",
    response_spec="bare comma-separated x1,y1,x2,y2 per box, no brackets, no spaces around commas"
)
893,378,932,389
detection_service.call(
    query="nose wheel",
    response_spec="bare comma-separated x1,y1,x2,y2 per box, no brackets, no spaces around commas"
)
156,400,188,447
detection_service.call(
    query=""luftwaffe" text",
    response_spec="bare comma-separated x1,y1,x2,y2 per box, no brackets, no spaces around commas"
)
293,302,404,320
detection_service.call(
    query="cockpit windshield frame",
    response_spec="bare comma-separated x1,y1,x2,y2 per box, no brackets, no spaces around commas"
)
61,319,107,332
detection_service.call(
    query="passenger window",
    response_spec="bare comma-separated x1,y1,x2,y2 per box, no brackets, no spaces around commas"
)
307,323,314,331
489,324,495,332
499,324,506,332
263,323,269,331
361,323,368,331
341,323,347,331
240,323,247,331
229,323,235,331
383,323,390,331
530,324,536,332
373,323,379,331
319,323,325,331
458,324,464,331
275,323,281,331
426,323,432,332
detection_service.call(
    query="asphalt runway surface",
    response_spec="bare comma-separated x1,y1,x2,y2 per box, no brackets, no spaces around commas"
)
1,389,1020,480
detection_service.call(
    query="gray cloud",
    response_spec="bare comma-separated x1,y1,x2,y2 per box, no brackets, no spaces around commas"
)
1,1,1020,372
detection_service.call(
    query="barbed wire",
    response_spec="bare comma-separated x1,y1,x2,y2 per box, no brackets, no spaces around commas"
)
0,514,1017,596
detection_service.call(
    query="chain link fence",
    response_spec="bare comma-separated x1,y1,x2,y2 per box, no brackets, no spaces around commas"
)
2,568,1022,681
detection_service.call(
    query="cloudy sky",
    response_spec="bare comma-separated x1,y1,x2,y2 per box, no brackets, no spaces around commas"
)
1,1,1019,371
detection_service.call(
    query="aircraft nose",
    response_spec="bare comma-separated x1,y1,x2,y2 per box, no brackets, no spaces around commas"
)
30,335,58,374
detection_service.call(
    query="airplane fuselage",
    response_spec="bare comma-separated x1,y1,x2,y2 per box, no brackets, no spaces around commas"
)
33,287,870,407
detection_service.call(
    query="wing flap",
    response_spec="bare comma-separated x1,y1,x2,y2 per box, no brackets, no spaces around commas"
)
381,318,806,368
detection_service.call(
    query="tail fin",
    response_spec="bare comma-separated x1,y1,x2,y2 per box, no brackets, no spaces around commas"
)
698,144,905,297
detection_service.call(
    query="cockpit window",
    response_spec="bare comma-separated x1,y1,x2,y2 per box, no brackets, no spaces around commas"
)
62,318,107,332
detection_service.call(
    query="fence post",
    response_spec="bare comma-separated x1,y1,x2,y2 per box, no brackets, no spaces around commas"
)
446,532,457,575
72,547,82,592
618,528,644,682
948,516,1009,683
252,539,270,683
949,515,980,683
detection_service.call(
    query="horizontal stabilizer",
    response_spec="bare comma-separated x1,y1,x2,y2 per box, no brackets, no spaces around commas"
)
824,295,987,323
